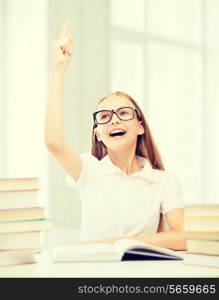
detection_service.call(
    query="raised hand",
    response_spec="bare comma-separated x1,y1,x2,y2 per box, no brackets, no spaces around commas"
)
52,21,73,74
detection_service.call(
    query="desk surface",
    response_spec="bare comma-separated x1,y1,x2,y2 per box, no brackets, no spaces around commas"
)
0,251,219,278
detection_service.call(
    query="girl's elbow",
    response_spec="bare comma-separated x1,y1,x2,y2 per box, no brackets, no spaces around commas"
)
45,137,63,151
173,230,188,251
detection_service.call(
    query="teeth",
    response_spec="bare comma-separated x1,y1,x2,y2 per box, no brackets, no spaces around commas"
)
110,130,126,137
110,130,125,134
111,130,124,134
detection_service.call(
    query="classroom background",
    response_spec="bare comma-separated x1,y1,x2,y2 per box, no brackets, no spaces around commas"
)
0,0,219,246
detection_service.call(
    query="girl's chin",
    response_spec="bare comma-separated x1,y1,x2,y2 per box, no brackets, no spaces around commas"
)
105,140,135,151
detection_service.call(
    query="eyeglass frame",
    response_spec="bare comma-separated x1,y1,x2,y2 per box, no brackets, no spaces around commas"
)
93,106,141,127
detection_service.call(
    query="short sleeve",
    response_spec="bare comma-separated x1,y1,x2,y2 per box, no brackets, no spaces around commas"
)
161,172,184,215
65,153,98,192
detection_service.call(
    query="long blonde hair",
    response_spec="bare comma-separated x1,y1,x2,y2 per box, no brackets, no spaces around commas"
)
91,91,165,170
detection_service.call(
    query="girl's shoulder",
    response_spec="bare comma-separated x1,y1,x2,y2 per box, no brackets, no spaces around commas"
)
155,169,182,194
137,156,178,184
151,165,180,187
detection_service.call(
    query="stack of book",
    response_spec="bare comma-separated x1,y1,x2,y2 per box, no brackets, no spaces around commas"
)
183,204,219,268
0,177,53,266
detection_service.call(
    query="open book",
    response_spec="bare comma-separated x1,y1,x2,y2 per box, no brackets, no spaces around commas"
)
52,238,183,262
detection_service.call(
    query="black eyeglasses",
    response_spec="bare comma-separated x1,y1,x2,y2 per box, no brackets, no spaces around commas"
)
93,106,141,126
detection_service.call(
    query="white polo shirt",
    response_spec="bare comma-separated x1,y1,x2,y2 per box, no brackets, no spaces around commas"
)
65,153,184,242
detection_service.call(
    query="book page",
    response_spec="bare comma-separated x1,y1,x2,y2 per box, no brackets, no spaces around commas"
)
113,238,182,258
54,242,116,256
113,238,150,253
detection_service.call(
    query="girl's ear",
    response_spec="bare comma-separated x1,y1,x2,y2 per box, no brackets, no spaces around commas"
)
138,121,144,135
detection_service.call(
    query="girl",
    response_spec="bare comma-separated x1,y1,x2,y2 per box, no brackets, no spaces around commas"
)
45,22,187,251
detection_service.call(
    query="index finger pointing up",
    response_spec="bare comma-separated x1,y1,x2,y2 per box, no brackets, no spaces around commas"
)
59,21,69,40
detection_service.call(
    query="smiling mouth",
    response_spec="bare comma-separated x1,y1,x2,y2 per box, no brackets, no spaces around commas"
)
109,131,126,137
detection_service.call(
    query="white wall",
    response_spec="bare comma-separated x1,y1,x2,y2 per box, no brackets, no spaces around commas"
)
0,0,48,201
204,0,219,204
0,0,5,174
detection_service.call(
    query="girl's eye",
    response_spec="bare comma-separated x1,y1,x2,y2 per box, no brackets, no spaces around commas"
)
119,110,129,116
100,114,109,120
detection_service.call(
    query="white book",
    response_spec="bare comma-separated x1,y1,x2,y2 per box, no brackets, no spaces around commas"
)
183,252,219,268
0,190,43,210
0,250,36,267
0,231,42,250
187,239,219,255
0,219,53,234
185,204,219,218
0,207,45,222
184,217,219,231
52,238,183,262
0,178,39,192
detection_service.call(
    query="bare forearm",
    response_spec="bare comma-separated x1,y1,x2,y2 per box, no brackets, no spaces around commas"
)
124,231,188,251
76,231,188,251
45,70,65,147
45,22,73,148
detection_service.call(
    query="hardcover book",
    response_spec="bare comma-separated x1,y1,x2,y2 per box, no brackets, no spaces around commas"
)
0,178,39,192
0,250,37,266
0,207,45,222
0,219,53,234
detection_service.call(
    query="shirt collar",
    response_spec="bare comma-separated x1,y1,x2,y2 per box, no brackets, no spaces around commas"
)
100,154,158,183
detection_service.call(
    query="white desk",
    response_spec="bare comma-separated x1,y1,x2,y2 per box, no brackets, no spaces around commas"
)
0,251,219,278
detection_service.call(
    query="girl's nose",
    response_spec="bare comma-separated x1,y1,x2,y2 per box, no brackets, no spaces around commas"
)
111,113,120,124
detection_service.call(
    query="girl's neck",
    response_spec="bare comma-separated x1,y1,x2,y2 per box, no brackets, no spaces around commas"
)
107,149,142,176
